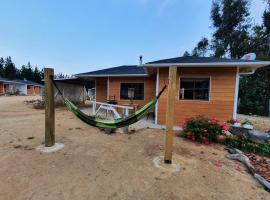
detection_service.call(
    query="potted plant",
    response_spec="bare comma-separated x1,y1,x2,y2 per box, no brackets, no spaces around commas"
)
227,118,241,127
242,121,253,130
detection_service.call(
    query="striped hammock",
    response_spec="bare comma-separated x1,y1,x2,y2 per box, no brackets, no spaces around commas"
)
52,79,166,129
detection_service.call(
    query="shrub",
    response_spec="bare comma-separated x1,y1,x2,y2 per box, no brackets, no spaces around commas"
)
224,136,270,158
180,115,227,144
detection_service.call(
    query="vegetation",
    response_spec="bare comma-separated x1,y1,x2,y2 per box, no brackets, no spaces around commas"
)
183,0,270,116
0,56,43,83
224,135,270,158
0,56,69,84
179,114,270,157
180,115,227,144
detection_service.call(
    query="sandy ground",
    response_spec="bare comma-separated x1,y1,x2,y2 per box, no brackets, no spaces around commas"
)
0,96,269,200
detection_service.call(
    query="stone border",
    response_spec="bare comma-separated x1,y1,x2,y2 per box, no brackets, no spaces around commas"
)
226,148,270,192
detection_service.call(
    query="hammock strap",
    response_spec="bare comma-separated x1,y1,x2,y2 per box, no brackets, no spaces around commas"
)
51,77,64,97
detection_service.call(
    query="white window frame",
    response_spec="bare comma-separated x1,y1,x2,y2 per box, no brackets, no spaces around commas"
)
179,76,211,102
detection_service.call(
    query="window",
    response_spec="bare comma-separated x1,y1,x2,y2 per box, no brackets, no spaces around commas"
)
180,78,210,101
27,85,30,89
120,83,144,100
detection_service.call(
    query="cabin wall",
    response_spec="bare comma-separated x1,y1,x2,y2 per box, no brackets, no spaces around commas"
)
27,85,35,95
157,67,237,125
0,82,3,94
95,76,156,110
34,86,41,95
53,82,86,105
95,77,107,102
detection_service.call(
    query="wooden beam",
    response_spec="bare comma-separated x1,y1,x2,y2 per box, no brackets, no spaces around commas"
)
44,68,55,147
164,66,177,164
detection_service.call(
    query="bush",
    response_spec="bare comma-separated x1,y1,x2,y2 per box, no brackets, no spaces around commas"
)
178,115,270,157
224,136,270,157
180,115,227,144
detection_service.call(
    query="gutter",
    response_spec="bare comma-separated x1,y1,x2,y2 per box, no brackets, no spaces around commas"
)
239,69,256,75
144,61,270,68
75,74,149,78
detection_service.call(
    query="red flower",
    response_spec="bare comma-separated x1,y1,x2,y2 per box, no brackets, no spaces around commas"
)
205,141,209,145
202,136,207,141
204,129,208,133
223,126,229,131
191,136,195,141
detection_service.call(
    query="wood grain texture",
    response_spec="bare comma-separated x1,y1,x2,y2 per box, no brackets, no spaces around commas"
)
44,68,55,147
164,67,177,163
157,67,237,124
95,76,156,113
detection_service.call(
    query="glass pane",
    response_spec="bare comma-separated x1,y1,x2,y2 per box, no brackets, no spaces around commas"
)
195,78,209,89
180,89,193,100
120,83,144,100
180,78,194,89
194,89,209,100
180,78,210,100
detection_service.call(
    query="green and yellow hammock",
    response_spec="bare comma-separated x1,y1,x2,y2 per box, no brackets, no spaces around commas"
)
52,79,166,129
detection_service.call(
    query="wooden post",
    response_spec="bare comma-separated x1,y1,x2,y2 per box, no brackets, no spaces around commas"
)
44,68,55,147
164,66,177,164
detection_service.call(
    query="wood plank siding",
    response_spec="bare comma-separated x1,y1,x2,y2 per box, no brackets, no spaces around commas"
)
0,82,3,94
157,67,237,124
95,77,108,102
27,85,35,95
95,76,156,110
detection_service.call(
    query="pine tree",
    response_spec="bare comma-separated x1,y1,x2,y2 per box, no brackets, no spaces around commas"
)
0,57,4,77
4,56,16,79
183,51,190,56
33,66,42,83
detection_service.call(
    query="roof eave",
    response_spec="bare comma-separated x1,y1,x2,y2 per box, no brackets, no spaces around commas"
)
144,61,270,68
75,74,149,78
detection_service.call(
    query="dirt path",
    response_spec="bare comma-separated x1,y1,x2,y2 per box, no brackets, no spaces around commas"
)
0,96,269,200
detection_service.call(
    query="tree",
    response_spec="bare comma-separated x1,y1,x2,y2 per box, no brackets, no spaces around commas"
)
55,72,69,79
211,0,250,58
0,57,4,77
4,56,16,79
33,66,42,83
183,51,190,56
238,67,270,116
192,37,209,56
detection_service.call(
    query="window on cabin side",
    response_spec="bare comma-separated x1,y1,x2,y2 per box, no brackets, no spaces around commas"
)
120,83,144,100
179,78,210,101
27,85,30,89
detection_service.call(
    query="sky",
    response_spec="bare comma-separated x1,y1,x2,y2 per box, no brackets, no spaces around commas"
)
0,0,267,75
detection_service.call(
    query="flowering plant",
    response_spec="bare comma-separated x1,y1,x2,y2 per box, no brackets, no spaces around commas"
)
179,115,228,144
226,116,240,125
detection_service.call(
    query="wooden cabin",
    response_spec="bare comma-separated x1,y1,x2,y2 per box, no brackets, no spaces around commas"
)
75,56,270,125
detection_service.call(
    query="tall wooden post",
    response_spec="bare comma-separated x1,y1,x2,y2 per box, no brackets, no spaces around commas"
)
44,68,55,147
164,66,177,164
